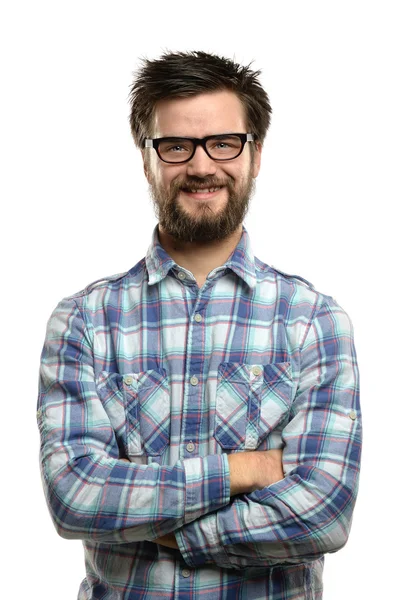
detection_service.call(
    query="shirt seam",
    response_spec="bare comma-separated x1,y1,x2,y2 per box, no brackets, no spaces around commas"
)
298,297,327,356
71,297,95,363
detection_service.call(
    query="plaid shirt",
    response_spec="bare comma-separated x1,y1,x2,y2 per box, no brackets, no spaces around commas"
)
37,224,361,600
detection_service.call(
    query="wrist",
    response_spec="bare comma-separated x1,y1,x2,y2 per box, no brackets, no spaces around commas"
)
227,448,284,496
228,451,258,496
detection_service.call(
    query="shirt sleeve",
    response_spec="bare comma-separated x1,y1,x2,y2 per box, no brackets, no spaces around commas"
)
175,298,362,568
37,297,230,544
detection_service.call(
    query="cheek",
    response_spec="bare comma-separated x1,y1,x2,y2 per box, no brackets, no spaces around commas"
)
227,166,251,187
225,154,252,182
148,164,170,189
165,167,187,190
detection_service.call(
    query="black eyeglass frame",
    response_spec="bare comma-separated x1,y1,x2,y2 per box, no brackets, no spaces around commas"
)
144,133,255,164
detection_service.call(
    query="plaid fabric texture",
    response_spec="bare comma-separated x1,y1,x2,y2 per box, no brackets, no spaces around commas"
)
37,224,361,599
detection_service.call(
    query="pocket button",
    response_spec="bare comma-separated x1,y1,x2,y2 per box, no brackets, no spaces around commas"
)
252,366,262,376
124,375,134,386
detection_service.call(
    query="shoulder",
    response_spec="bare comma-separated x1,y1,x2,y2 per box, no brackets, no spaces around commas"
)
268,264,352,323
260,265,355,342
63,258,146,302
257,261,321,296
64,271,130,300
267,264,316,291
255,260,341,310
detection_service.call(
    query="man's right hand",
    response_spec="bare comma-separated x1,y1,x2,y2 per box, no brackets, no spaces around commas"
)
228,448,284,496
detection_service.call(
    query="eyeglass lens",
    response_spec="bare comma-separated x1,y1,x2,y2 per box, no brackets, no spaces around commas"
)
158,135,243,163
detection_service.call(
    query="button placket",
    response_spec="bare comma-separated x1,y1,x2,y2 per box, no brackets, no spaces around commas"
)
180,291,208,463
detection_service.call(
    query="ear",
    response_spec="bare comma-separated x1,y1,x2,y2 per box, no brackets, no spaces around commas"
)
252,141,262,178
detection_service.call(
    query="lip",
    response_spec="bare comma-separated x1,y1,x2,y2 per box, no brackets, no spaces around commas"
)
181,187,225,200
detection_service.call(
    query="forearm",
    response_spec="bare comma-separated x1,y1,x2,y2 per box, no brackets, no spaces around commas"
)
40,443,230,544
228,448,284,495
175,458,360,569
154,448,284,549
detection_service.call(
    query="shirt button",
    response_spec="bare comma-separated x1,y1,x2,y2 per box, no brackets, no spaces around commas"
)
194,313,202,322
181,568,191,578
349,410,357,420
124,375,134,386
252,366,262,376
186,441,195,452
178,271,186,280
190,376,199,386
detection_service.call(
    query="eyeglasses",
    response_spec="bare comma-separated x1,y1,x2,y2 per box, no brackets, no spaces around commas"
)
144,133,255,164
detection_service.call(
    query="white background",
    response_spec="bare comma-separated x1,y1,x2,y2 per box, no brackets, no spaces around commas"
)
1,1,397,598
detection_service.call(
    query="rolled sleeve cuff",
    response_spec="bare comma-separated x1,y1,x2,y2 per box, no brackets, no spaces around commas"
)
182,453,230,524
175,512,233,568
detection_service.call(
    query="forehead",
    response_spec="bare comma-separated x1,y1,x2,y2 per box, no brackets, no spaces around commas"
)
152,90,247,137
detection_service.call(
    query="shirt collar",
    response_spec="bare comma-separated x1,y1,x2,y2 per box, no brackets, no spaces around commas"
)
145,223,257,290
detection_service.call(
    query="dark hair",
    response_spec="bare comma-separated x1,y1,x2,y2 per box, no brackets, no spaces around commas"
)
128,50,272,153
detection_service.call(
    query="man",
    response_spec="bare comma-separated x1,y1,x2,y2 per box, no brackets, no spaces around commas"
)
37,50,361,600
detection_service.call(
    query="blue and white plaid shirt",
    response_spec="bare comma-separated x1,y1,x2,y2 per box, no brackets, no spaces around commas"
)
37,224,361,599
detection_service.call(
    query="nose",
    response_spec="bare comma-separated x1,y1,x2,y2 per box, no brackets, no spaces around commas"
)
186,144,217,177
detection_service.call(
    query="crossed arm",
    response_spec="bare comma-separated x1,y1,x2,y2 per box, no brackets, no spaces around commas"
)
37,296,361,568
149,449,285,549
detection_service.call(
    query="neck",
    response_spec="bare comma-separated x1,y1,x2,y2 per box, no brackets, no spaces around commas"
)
158,224,243,283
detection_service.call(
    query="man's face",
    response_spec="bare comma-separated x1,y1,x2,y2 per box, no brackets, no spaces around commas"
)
142,90,262,243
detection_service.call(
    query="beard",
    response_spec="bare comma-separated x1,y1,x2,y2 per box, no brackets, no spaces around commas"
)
147,169,256,243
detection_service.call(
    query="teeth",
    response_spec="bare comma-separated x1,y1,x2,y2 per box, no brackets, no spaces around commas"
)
187,187,221,194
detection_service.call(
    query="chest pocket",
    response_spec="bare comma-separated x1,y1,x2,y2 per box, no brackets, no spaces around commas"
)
96,368,170,457
214,361,293,450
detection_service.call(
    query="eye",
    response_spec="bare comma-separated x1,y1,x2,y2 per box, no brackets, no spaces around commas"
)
214,142,232,149
159,140,192,155
208,136,242,151
166,145,187,153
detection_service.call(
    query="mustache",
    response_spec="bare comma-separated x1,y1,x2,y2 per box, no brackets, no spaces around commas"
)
175,178,232,192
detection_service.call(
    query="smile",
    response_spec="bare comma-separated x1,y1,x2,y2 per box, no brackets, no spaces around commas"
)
181,186,225,199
